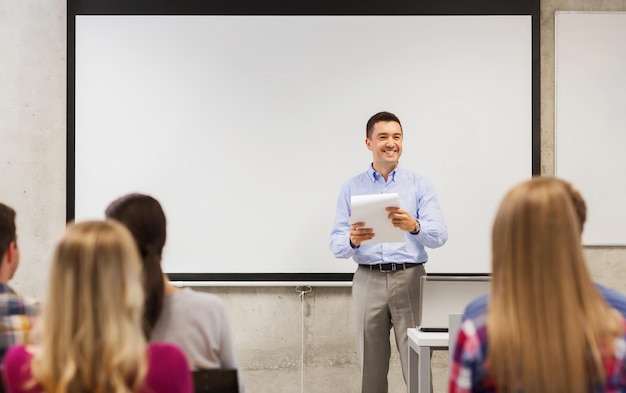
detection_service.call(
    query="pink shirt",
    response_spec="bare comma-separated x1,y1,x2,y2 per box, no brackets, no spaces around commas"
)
2,343,192,393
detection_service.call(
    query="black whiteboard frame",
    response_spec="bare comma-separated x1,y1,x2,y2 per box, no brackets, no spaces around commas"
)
67,0,541,283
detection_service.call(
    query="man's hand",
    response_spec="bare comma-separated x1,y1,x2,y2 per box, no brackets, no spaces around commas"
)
350,222,375,247
386,207,419,233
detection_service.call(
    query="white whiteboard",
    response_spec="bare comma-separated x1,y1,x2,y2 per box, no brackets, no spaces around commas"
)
555,12,626,246
73,15,533,277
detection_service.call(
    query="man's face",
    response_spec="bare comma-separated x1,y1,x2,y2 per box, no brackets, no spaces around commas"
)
365,120,403,166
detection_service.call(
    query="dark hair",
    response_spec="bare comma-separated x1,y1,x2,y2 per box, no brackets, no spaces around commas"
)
366,111,402,139
105,193,166,338
563,180,587,233
0,203,16,259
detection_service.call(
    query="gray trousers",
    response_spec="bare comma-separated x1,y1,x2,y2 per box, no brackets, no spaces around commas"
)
352,264,426,393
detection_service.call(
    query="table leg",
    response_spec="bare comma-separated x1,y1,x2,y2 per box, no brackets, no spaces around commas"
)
408,342,419,393
417,346,431,393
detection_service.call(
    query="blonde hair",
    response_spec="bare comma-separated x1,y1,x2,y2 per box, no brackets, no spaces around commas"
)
487,177,622,393
31,220,148,393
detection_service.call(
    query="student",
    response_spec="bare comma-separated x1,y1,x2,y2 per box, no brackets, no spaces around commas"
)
2,220,192,393
461,178,626,320
330,111,448,392
449,177,626,392
105,193,242,390
0,203,38,362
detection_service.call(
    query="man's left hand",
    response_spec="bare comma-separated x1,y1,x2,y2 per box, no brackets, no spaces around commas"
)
386,207,419,232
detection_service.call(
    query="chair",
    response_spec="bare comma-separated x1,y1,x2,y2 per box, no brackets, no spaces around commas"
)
192,369,238,393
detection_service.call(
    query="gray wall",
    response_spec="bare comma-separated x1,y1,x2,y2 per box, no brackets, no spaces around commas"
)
2,0,626,392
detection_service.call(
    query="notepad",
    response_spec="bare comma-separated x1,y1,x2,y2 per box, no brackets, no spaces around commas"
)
349,193,405,244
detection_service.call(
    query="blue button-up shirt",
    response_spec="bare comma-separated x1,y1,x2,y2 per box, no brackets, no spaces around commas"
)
329,164,448,265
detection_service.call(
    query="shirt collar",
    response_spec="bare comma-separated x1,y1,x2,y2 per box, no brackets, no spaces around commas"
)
367,163,399,182
0,283,15,294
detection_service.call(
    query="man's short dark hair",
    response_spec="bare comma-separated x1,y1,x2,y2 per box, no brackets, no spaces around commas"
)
366,111,402,139
0,203,16,258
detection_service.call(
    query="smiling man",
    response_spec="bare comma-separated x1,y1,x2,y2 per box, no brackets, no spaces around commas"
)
329,111,448,393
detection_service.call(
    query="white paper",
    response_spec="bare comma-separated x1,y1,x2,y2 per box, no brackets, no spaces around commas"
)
349,193,406,244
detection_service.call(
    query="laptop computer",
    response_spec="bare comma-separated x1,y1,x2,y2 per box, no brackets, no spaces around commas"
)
418,274,490,332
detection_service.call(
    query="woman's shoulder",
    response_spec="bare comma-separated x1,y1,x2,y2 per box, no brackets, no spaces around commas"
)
3,344,33,371
169,288,226,310
3,345,36,392
4,344,31,360
148,342,188,359
146,344,190,378
155,289,231,340
144,343,192,393
462,294,490,322
456,315,489,359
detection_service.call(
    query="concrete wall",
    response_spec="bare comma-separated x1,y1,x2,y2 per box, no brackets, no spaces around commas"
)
2,1,626,392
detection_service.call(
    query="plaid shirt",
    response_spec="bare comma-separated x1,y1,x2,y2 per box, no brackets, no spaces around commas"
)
0,283,38,363
449,310,626,393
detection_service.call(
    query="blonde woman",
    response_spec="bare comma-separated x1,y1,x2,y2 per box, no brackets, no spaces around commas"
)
1,220,192,393
449,177,626,393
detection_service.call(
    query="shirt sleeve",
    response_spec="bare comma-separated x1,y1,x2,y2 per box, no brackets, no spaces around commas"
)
414,176,448,249
329,183,356,259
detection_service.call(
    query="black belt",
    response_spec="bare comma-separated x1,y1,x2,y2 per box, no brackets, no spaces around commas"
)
360,263,421,272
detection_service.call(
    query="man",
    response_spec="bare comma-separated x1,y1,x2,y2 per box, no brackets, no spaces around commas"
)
462,177,626,321
330,111,448,392
0,203,38,362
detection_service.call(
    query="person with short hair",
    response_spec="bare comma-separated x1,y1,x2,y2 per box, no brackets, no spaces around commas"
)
330,111,448,392
0,202,38,363
2,220,192,393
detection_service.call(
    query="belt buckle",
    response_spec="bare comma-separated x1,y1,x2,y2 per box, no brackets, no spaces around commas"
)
380,263,399,272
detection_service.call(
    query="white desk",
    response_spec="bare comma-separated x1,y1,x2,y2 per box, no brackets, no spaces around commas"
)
407,328,449,393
